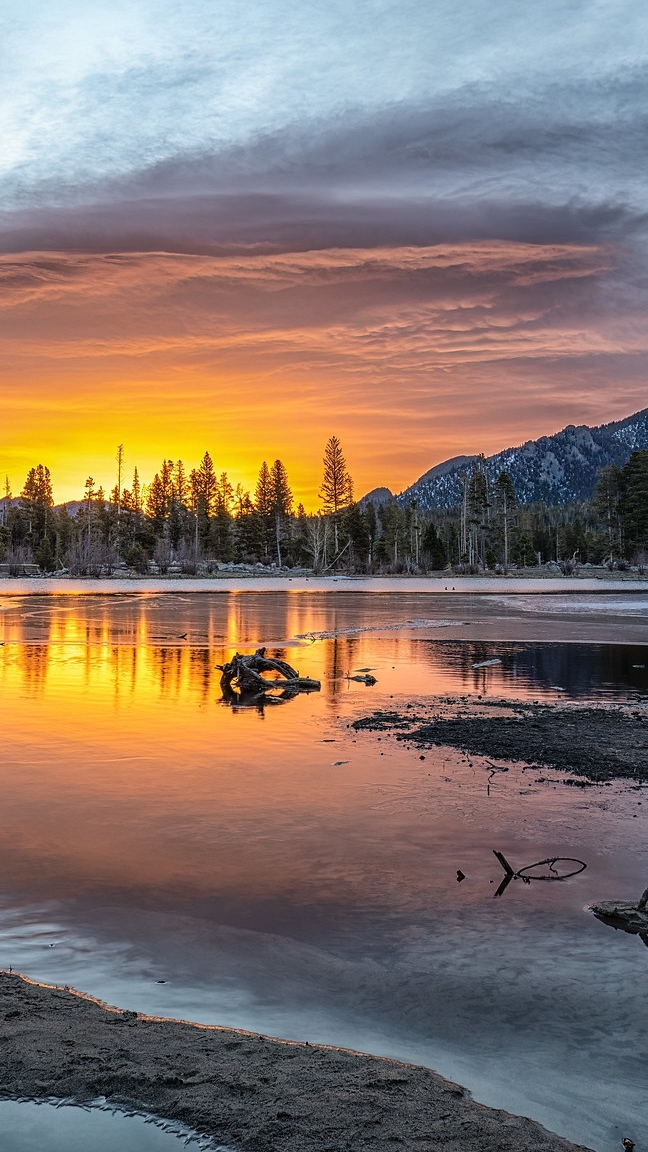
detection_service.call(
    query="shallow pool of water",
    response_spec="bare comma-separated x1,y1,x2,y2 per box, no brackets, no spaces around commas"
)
0,589,647,1151
0,1098,217,1151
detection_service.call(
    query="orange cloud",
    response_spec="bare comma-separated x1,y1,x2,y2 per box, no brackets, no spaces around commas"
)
0,242,645,504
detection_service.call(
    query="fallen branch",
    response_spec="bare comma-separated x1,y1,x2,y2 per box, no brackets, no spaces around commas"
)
320,539,352,574
492,850,586,898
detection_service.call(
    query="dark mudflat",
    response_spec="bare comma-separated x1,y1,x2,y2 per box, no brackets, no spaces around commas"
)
352,701,648,782
0,974,590,1152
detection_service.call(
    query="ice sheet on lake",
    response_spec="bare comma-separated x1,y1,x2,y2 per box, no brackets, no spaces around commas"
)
296,619,464,640
493,594,648,616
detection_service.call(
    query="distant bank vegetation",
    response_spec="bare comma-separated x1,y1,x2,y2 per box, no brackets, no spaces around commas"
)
0,438,647,577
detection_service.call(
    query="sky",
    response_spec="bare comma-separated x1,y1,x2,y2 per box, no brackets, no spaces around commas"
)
1,0,647,505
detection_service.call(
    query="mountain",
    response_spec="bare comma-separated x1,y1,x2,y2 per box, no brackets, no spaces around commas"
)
397,407,648,509
0,499,87,518
56,501,84,517
359,486,393,508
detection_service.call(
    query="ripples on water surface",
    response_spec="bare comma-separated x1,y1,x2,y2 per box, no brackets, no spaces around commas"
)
0,589,647,1151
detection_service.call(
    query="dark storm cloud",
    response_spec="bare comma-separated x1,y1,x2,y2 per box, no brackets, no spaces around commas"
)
3,57,648,254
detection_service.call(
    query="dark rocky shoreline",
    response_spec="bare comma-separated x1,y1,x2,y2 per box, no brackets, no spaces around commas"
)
352,699,648,783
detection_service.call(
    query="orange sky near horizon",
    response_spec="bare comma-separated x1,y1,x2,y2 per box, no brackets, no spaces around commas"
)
1,241,646,506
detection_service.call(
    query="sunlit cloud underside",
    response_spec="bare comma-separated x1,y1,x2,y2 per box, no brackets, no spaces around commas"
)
1,0,648,499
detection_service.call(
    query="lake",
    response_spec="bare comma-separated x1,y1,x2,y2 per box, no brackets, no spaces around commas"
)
0,587,647,1151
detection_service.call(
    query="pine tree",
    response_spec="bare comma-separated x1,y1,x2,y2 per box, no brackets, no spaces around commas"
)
163,460,187,551
270,459,293,566
377,500,406,568
421,521,446,570
146,460,174,529
620,450,648,558
319,436,354,552
344,503,371,568
460,458,490,568
235,490,263,560
216,472,233,514
255,461,274,558
190,452,218,554
132,468,142,514
80,476,97,548
173,461,187,507
594,463,623,561
147,472,168,528
21,464,54,546
191,452,218,517
0,476,10,530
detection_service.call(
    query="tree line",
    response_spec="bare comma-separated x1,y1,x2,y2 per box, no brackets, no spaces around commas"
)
1,441,647,576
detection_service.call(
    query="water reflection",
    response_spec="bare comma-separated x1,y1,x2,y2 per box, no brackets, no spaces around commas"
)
2,635,646,709
0,1098,218,1152
0,592,648,1151
416,640,648,698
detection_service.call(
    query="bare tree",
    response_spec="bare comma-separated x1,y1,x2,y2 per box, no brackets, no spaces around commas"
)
116,444,124,518
494,471,517,571
305,514,328,572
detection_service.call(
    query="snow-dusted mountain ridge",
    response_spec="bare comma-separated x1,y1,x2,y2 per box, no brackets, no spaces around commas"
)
397,407,648,510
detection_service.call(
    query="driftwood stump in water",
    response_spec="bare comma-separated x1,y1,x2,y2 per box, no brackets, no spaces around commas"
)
589,886,648,942
216,647,321,700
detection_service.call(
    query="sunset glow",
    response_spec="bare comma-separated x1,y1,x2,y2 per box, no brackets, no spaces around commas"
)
2,1,648,501
1,241,644,503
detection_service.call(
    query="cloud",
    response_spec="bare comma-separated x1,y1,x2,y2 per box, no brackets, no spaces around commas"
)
1,2,647,500
0,243,620,355
2,2,648,254
0,241,645,504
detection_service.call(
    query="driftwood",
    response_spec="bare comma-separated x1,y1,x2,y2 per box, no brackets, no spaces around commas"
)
589,887,648,943
492,850,587,898
216,648,320,701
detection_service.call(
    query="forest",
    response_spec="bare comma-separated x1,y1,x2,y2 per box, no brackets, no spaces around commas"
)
1,437,647,576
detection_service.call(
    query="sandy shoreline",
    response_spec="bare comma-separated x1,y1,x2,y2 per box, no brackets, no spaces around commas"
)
0,973,591,1152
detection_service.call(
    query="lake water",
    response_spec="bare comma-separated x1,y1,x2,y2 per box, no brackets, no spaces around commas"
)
0,588,647,1151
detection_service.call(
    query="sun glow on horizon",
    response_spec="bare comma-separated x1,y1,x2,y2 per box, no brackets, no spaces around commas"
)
1,242,644,504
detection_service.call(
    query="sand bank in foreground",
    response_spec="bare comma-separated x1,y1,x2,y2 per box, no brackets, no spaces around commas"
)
0,974,590,1152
